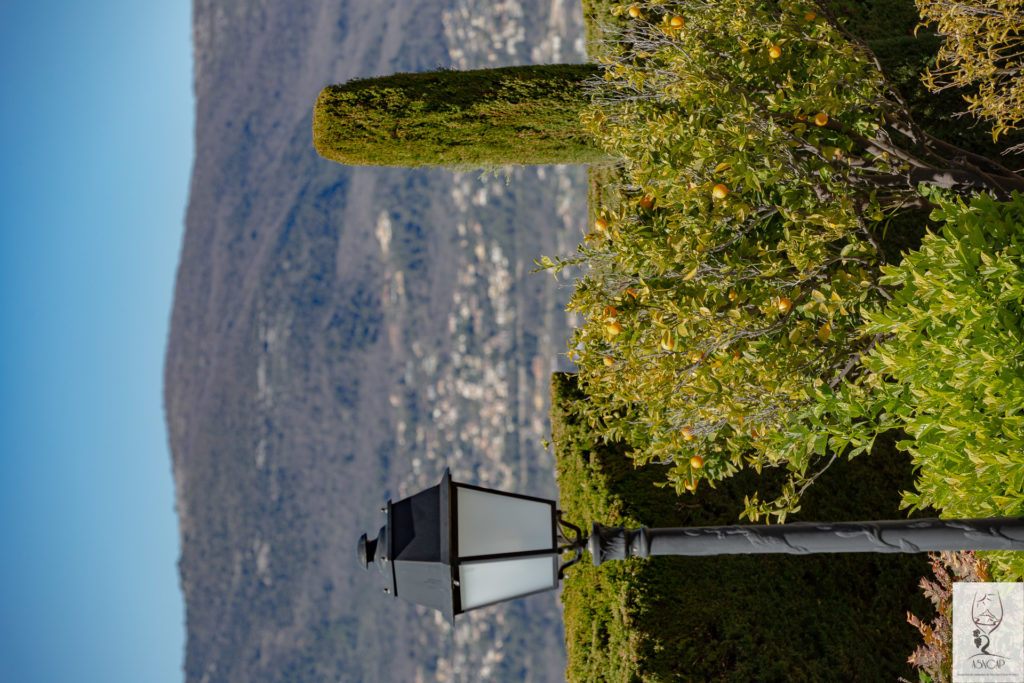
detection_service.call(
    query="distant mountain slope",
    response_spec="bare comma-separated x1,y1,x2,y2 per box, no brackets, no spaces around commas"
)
166,0,588,680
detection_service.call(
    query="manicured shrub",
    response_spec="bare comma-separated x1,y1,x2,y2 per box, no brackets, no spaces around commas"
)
863,191,1024,518
313,64,607,167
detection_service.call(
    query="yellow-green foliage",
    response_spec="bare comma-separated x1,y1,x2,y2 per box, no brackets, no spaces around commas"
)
542,0,1024,521
866,192,1024,520
796,191,1024,579
917,0,1024,144
313,64,608,168
550,0,903,519
552,372,932,682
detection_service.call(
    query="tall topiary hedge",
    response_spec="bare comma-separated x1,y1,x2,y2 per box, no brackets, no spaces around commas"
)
313,64,608,168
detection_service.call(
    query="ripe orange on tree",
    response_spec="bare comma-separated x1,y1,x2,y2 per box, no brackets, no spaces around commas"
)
628,6,641,18
670,15,684,27
777,297,792,313
814,111,829,126
690,455,704,469
712,183,729,199
768,45,782,60
594,217,608,231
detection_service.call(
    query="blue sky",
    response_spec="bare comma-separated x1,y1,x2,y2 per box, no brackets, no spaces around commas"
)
0,1,191,681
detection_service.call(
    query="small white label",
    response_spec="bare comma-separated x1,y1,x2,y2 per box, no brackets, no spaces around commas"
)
953,582,1024,682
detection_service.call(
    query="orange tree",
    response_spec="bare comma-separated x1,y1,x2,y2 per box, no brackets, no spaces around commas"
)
916,0,1024,147
541,0,1024,520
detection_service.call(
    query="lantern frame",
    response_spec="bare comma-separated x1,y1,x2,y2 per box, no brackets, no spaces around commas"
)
446,476,561,615
361,469,584,623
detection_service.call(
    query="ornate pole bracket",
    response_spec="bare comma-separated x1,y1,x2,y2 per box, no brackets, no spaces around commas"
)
557,512,587,579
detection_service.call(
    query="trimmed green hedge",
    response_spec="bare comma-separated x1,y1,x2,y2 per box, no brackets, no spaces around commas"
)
313,64,607,168
553,372,932,682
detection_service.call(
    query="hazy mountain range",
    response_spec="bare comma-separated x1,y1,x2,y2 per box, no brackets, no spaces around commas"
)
166,0,591,680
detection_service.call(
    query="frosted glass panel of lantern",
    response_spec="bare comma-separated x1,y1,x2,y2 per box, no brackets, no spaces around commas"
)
456,487,554,557
458,555,558,610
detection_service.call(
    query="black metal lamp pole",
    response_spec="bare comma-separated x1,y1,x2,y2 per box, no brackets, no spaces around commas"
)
359,470,1024,620
586,517,1024,566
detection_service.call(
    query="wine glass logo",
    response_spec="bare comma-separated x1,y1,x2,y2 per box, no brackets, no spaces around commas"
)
972,590,1004,656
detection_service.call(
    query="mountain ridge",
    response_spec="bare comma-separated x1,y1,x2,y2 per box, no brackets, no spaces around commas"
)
167,0,589,679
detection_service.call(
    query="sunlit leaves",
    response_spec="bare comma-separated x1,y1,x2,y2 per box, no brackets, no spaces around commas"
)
550,0,1023,523
548,0,911,517
859,191,1024,520
772,190,1024,527
917,0,1024,146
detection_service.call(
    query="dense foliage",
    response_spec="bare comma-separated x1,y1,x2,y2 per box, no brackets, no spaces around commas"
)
558,0,1023,678
544,0,1024,520
313,64,608,167
916,0,1024,145
794,191,1024,577
552,372,932,682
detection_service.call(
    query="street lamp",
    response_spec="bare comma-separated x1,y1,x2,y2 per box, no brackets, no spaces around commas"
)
358,468,1024,620
358,468,583,623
